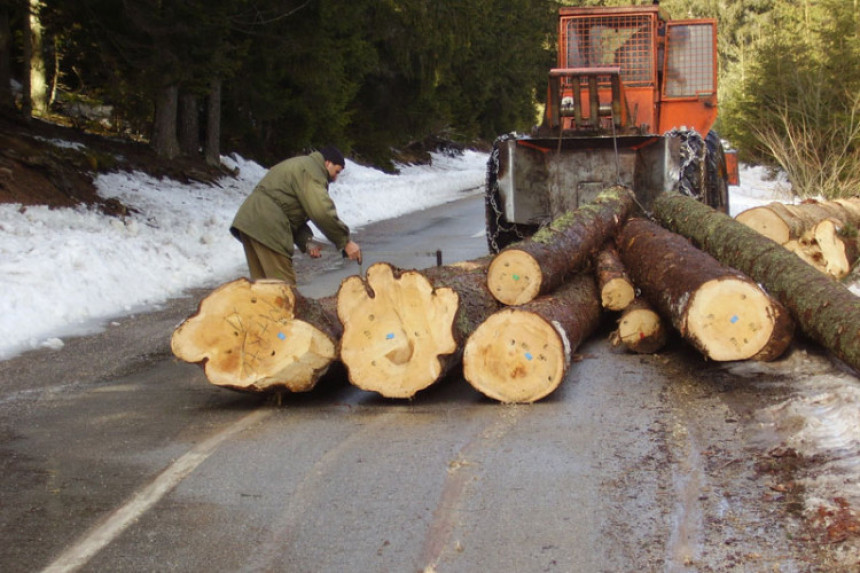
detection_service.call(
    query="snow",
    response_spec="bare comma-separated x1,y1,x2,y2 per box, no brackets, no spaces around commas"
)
0,147,858,532
0,150,487,360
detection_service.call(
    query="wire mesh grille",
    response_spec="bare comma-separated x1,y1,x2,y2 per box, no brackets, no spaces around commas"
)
665,23,714,97
561,14,653,86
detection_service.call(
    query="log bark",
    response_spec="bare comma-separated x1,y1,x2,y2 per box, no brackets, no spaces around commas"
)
735,198,860,245
609,297,667,354
594,242,636,311
617,217,794,362
486,185,636,306
171,278,340,393
336,259,500,398
463,273,601,403
653,192,860,371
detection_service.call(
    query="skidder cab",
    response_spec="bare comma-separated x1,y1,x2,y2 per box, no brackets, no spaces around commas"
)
486,4,739,252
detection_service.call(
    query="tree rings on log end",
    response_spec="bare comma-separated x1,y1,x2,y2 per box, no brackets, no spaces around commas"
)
615,307,666,354
487,250,542,306
601,277,636,311
171,278,336,392
735,206,791,245
687,278,780,361
463,308,566,403
337,263,459,398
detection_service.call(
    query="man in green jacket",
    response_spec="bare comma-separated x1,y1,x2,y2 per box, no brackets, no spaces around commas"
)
230,146,362,285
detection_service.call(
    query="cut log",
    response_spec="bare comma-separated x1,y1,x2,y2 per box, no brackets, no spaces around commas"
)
617,218,794,362
463,273,601,403
594,242,636,311
486,186,636,306
336,259,500,398
735,197,860,245
812,218,858,278
609,297,667,354
652,192,860,371
171,278,340,392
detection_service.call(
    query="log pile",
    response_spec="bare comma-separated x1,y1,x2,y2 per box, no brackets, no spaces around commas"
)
617,218,794,362
172,188,860,403
735,198,860,279
486,186,634,305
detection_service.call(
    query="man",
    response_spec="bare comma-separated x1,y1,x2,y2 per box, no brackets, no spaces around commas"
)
230,146,362,285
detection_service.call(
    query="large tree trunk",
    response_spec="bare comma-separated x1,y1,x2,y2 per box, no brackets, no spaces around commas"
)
735,198,860,246
609,297,667,354
204,78,222,167
20,0,31,119
463,273,601,403
171,278,340,393
337,259,499,398
178,90,199,157
152,84,181,159
0,5,13,112
594,242,635,311
27,0,46,116
486,185,636,306
617,217,794,362
653,192,860,372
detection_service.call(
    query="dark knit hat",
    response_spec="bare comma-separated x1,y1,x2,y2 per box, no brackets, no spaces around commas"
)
319,145,345,167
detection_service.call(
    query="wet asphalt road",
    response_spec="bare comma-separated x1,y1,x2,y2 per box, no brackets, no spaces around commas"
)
0,192,837,572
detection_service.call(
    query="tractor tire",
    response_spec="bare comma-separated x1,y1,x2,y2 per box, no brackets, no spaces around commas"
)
704,130,730,215
675,130,729,214
676,130,706,203
485,138,539,253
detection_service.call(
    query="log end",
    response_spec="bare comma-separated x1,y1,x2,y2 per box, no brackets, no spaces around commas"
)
735,206,790,245
171,278,336,392
686,278,787,361
614,306,666,354
338,263,460,398
487,249,542,306
463,309,566,403
814,218,853,279
601,277,636,311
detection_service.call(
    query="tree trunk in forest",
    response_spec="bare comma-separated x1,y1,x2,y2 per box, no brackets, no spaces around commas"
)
171,278,340,393
0,6,14,112
594,242,635,311
20,0,31,119
609,297,667,354
463,273,601,403
735,198,860,246
652,192,860,372
27,0,46,116
178,90,199,157
204,78,222,167
337,259,500,398
486,186,636,306
152,84,181,159
617,217,794,362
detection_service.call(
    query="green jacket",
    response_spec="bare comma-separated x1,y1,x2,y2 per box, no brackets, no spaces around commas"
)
230,151,351,257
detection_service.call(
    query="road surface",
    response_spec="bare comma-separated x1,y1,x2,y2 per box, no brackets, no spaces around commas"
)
0,193,840,572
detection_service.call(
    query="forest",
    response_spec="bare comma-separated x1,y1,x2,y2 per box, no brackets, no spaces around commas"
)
0,0,858,196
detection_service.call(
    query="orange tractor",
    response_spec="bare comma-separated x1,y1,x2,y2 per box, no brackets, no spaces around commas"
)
486,3,738,251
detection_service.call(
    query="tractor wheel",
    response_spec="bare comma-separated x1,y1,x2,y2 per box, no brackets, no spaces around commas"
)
676,130,706,203
704,130,730,215
485,139,538,253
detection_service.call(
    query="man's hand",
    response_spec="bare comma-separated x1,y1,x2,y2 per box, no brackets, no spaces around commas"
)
343,240,362,263
306,241,322,258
